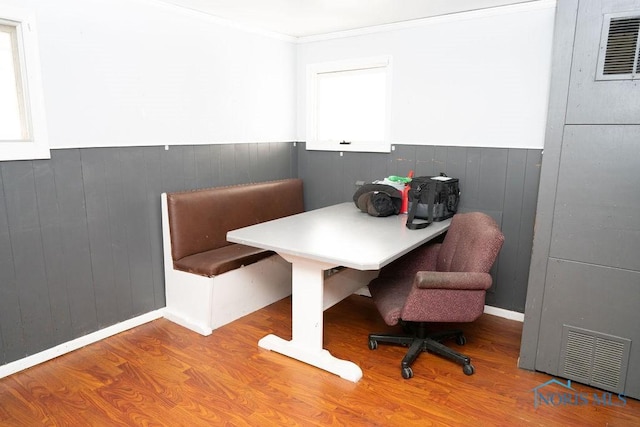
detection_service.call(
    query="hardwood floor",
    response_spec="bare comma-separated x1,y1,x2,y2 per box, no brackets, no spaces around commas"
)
1,295,638,426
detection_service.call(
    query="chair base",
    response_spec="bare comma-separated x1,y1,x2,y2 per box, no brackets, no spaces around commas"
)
368,322,475,379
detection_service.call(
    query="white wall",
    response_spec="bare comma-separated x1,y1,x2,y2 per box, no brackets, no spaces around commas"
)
9,0,554,150
16,0,297,149
296,1,556,149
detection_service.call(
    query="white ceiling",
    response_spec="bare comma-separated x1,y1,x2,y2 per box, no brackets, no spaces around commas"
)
157,0,539,38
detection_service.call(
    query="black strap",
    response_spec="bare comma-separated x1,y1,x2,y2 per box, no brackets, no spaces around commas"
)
405,181,435,230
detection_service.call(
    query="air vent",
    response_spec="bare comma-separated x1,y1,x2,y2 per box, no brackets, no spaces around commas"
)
597,13,640,80
559,325,631,394
592,338,626,390
563,330,594,381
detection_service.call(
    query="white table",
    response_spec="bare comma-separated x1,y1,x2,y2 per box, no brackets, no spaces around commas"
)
227,202,450,382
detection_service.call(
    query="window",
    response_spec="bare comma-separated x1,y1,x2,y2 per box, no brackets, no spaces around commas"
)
0,7,49,161
0,24,24,140
306,56,391,153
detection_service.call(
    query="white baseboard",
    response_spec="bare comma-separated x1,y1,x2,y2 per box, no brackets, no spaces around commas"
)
0,309,165,379
484,305,524,322
163,309,213,336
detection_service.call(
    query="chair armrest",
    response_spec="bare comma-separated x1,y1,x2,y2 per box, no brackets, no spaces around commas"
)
414,271,492,291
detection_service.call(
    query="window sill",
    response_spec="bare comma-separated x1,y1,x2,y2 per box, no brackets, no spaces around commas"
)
305,140,391,153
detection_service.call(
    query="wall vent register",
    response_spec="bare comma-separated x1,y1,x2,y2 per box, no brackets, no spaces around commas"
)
559,325,631,394
597,13,640,80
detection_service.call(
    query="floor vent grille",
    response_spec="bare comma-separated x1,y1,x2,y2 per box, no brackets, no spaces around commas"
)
559,325,630,394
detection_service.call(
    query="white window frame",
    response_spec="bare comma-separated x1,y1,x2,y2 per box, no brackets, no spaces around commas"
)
306,56,392,153
0,7,49,161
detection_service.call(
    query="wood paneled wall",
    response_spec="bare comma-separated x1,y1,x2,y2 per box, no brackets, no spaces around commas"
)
0,141,538,367
298,143,542,312
0,143,297,366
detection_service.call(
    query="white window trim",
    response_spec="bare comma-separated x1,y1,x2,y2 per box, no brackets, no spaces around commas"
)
0,7,49,161
306,56,392,153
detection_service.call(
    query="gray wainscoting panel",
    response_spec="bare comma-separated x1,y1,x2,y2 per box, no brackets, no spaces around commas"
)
297,143,542,312
1,140,530,366
56,150,100,337
0,142,297,366
82,148,122,328
0,165,24,363
1,161,54,360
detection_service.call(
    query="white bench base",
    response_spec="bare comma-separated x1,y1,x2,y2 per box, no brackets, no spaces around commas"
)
163,254,292,336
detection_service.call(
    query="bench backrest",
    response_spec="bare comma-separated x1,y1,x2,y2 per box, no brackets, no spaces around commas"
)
166,179,304,261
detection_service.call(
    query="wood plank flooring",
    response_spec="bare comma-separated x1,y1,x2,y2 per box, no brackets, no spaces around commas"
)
0,295,638,426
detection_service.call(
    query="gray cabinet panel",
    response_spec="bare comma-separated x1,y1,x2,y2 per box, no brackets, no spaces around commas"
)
550,125,640,270
521,0,640,399
566,0,640,124
537,259,640,397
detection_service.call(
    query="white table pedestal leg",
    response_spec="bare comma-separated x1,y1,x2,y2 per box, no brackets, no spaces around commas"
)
258,255,363,382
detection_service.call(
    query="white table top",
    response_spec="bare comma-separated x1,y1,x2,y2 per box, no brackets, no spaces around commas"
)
227,202,450,270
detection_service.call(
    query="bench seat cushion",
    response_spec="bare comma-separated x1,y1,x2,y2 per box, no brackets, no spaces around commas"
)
174,244,274,277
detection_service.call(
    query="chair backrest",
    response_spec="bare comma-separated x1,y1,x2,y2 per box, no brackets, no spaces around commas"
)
436,212,504,273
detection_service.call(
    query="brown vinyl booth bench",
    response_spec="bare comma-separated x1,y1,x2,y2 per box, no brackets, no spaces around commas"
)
161,179,304,335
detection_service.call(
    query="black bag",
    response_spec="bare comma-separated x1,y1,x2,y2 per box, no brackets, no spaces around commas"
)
353,183,402,217
406,174,460,229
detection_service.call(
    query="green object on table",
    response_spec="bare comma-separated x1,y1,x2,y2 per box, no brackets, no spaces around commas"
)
387,175,412,184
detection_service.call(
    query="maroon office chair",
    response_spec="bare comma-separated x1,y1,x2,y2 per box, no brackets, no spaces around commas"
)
368,212,504,379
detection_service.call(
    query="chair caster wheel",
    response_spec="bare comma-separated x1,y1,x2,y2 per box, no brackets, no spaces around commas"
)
368,339,378,350
456,335,467,346
402,367,413,379
463,363,475,376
